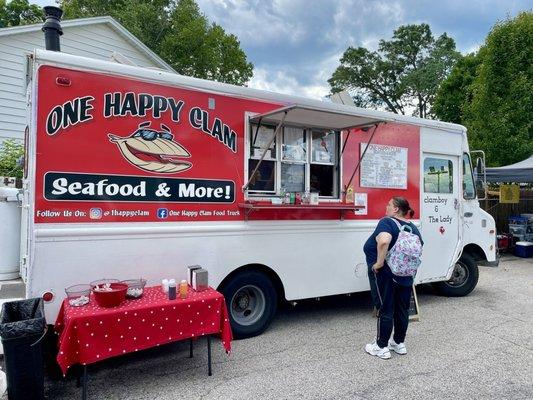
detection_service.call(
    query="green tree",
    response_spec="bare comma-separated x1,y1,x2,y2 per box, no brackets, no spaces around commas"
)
464,12,532,166
0,139,24,178
329,24,460,118
433,53,481,124
0,0,42,27
60,0,253,85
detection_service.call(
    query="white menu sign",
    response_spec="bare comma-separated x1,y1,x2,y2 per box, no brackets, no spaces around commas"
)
360,143,408,189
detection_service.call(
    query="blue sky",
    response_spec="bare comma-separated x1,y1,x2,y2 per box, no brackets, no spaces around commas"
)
36,0,531,99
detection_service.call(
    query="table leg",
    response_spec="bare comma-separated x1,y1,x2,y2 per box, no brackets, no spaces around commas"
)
189,338,193,358
207,335,212,376
82,365,88,400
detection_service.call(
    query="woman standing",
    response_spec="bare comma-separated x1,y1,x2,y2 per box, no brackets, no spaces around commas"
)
363,197,423,359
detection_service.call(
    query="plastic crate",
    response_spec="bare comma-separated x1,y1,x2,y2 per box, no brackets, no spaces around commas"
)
520,213,533,222
509,225,527,236
508,216,528,225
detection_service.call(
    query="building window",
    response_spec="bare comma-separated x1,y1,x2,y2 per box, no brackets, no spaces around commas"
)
423,157,453,193
248,124,340,198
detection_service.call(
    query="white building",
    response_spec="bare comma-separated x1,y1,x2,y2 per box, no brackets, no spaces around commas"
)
0,16,174,144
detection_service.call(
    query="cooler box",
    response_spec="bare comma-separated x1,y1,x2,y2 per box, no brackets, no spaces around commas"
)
514,242,533,258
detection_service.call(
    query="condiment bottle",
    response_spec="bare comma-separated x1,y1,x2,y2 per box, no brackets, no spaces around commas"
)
168,279,176,300
179,280,188,299
162,278,169,293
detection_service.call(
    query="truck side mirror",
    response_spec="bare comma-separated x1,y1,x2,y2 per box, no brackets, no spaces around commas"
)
474,157,486,199
476,157,484,175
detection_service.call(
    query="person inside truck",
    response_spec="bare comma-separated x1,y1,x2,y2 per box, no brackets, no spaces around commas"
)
362,197,423,359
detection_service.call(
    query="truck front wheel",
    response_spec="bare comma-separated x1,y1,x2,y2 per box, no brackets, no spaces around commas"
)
433,253,479,297
221,271,277,339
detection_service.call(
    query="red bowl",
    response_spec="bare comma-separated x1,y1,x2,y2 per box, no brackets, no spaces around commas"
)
92,283,128,308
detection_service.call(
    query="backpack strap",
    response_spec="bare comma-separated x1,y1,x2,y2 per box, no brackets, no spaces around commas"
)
388,217,412,233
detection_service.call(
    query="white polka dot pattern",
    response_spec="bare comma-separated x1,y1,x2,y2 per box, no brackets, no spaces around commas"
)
54,285,232,375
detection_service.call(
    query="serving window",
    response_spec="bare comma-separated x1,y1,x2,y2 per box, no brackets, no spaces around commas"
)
248,123,340,198
250,125,276,159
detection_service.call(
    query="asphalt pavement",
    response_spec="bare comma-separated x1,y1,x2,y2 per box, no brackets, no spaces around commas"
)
41,255,533,399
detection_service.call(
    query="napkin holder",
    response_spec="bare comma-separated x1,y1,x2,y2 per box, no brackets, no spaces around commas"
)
192,268,208,292
187,265,202,285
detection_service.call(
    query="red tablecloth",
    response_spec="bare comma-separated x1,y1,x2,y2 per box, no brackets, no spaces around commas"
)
55,286,232,375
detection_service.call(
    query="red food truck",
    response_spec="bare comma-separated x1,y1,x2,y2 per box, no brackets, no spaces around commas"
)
21,49,497,338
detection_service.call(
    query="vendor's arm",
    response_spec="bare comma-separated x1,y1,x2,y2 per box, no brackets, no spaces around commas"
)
373,232,392,271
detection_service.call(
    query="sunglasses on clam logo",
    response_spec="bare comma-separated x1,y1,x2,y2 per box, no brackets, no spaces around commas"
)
132,129,174,141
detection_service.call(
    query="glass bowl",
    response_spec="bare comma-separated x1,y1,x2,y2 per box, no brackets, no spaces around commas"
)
121,279,147,299
65,284,91,307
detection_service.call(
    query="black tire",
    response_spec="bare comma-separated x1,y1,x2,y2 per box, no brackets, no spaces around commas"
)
221,271,278,339
433,253,479,297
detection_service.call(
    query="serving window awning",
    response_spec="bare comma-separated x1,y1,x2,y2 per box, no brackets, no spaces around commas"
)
243,104,385,192
249,105,383,131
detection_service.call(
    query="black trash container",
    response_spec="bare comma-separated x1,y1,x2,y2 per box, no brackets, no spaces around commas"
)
0,298,46,400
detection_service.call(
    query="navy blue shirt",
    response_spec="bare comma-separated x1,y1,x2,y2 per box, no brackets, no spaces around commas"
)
363,217,423,286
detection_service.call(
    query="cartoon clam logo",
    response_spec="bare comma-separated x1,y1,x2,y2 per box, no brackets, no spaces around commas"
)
108,122,192,174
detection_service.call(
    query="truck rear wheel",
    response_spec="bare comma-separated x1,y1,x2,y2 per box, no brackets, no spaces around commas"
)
433,253,479,297
221,271,277,339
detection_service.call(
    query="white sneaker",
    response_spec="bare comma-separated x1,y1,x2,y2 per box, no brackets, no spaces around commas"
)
365,342,391,359
388,339,407,355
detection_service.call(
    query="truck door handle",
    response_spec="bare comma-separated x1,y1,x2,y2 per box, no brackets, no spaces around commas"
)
464,212,473,217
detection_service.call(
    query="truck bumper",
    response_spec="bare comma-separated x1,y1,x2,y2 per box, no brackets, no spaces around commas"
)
479,258,500,267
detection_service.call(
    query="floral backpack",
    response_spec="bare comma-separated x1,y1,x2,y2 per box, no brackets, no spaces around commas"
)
385,218,423,277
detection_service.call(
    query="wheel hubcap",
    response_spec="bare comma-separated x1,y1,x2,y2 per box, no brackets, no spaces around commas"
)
448,262,469,287
230,285,266,326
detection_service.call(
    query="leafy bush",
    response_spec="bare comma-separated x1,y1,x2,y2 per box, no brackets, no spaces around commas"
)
0,139,24,178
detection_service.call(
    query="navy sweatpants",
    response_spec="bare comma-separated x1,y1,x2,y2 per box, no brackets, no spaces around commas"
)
374,269,412,348
367,263,380,309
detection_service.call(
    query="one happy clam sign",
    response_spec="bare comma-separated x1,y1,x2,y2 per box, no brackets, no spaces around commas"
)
35,67,253,222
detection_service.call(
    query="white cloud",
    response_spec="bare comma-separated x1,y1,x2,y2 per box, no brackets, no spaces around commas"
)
196,0,423,99
197,0,308,46
248,49,344,99
327,0,404,47
33,0,533,103
249,67,330,99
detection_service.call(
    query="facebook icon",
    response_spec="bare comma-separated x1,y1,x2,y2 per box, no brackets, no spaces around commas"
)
157,208,169,219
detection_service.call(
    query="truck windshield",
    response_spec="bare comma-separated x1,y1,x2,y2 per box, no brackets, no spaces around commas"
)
462,153,476,199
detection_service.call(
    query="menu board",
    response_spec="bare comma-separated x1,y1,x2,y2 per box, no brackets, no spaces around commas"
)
360,143,408,189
